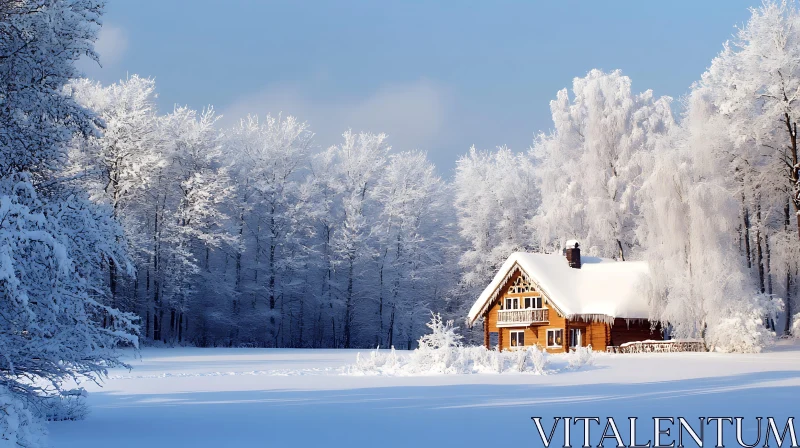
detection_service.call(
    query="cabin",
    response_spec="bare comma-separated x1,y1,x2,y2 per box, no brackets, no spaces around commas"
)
467,241,661,352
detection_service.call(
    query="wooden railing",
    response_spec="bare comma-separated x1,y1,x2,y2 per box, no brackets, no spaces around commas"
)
497,308,548,326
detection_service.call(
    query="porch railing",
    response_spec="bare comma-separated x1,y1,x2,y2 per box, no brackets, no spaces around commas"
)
497,308,548,326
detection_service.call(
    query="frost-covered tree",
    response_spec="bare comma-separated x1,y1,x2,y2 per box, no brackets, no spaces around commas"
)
319,131,389,347
532,69,673,260
226,114,314,346
372,150,451,348
636,112,779,352
686,0,800,335
451,146,537,343
0,1,138,444
454,146,538,288
67,76,163,315
157,105,232,344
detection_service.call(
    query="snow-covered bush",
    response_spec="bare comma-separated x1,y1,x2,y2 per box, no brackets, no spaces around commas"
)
793,313,800,337
39,389,89,422
567,346,594,370
407,313,466,373
705,294,781,353
0,385,46,448
346,313,592,376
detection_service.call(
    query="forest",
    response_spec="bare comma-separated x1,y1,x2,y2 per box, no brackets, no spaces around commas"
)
1,1,800,438
65,13,800,352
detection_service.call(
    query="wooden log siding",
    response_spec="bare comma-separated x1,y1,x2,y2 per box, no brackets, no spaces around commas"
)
478,269,657,353
496,308,548,326
483,318,489,348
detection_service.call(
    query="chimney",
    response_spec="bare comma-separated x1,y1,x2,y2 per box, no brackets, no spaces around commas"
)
564,240,581,269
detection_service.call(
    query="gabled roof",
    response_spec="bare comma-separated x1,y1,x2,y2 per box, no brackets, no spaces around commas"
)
467,252,650,326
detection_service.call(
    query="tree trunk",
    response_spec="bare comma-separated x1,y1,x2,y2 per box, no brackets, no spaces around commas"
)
387,304,395,348
785,201,795,335
109,257,117,309
786,271,793,335
756,204,765,294
743,203,752,269
170,308,176,343
377,254,385,347
153,203,161,341
236,209,244,290
783,114,800,241
331,317,337,348
298,296,304,348
178,312,183,343
153,312,160,342
765,233,773,295
343,257,354,348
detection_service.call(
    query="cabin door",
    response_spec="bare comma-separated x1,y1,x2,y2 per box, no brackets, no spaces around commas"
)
569,328,583,348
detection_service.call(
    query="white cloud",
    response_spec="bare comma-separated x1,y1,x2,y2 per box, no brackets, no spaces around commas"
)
220,79,450,153
77,24,128,77
94,25,129,67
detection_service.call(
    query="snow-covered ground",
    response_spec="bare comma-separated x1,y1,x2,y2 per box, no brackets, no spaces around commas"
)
49,342,800,447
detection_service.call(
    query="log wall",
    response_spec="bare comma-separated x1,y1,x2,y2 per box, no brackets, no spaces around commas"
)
481,271,660,353
608,318,662,346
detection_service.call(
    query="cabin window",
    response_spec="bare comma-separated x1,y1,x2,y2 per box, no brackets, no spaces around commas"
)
569,328,583,348
504,297,520,310
524,296,543,309
546,329,563,348
510,330,525,347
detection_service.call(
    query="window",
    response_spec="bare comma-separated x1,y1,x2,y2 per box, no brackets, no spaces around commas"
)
510,330,525,347
504,297,519,310
546,329,563,348
524,296,543,309
569,328,583,348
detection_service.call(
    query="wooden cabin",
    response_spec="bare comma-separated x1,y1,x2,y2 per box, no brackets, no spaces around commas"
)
467,241,661,352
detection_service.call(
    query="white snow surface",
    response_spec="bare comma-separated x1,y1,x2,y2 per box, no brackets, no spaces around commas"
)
48,343,800,447
468,252,649,325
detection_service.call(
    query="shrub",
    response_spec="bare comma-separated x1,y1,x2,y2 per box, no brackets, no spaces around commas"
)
346,313,592,376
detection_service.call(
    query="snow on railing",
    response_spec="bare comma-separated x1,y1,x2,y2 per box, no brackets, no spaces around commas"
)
497,308,549,325
606,339,705,354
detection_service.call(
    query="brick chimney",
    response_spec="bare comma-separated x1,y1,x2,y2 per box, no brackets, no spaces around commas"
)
564,240,581,269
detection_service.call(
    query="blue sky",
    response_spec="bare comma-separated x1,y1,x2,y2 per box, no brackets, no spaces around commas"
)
84,1,757,175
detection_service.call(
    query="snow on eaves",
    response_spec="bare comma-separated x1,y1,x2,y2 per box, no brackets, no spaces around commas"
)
467,252,650,326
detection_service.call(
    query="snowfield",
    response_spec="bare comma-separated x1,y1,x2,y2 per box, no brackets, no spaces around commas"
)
49,343,800,447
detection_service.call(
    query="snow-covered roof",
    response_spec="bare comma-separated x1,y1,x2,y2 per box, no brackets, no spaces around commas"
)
467,252,650,326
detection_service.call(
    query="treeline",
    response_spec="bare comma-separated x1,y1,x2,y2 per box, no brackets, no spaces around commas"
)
65,1,800,352
65,76,457,348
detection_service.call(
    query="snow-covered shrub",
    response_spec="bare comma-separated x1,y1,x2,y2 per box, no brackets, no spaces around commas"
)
511,346,549,374
706,294,780,353
708,315,773,353
353,347,402,373
567,346,594,370
407,313,466,373
346,313,592,376
0,385,46,448
792,313,800,338
39,389,89,422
